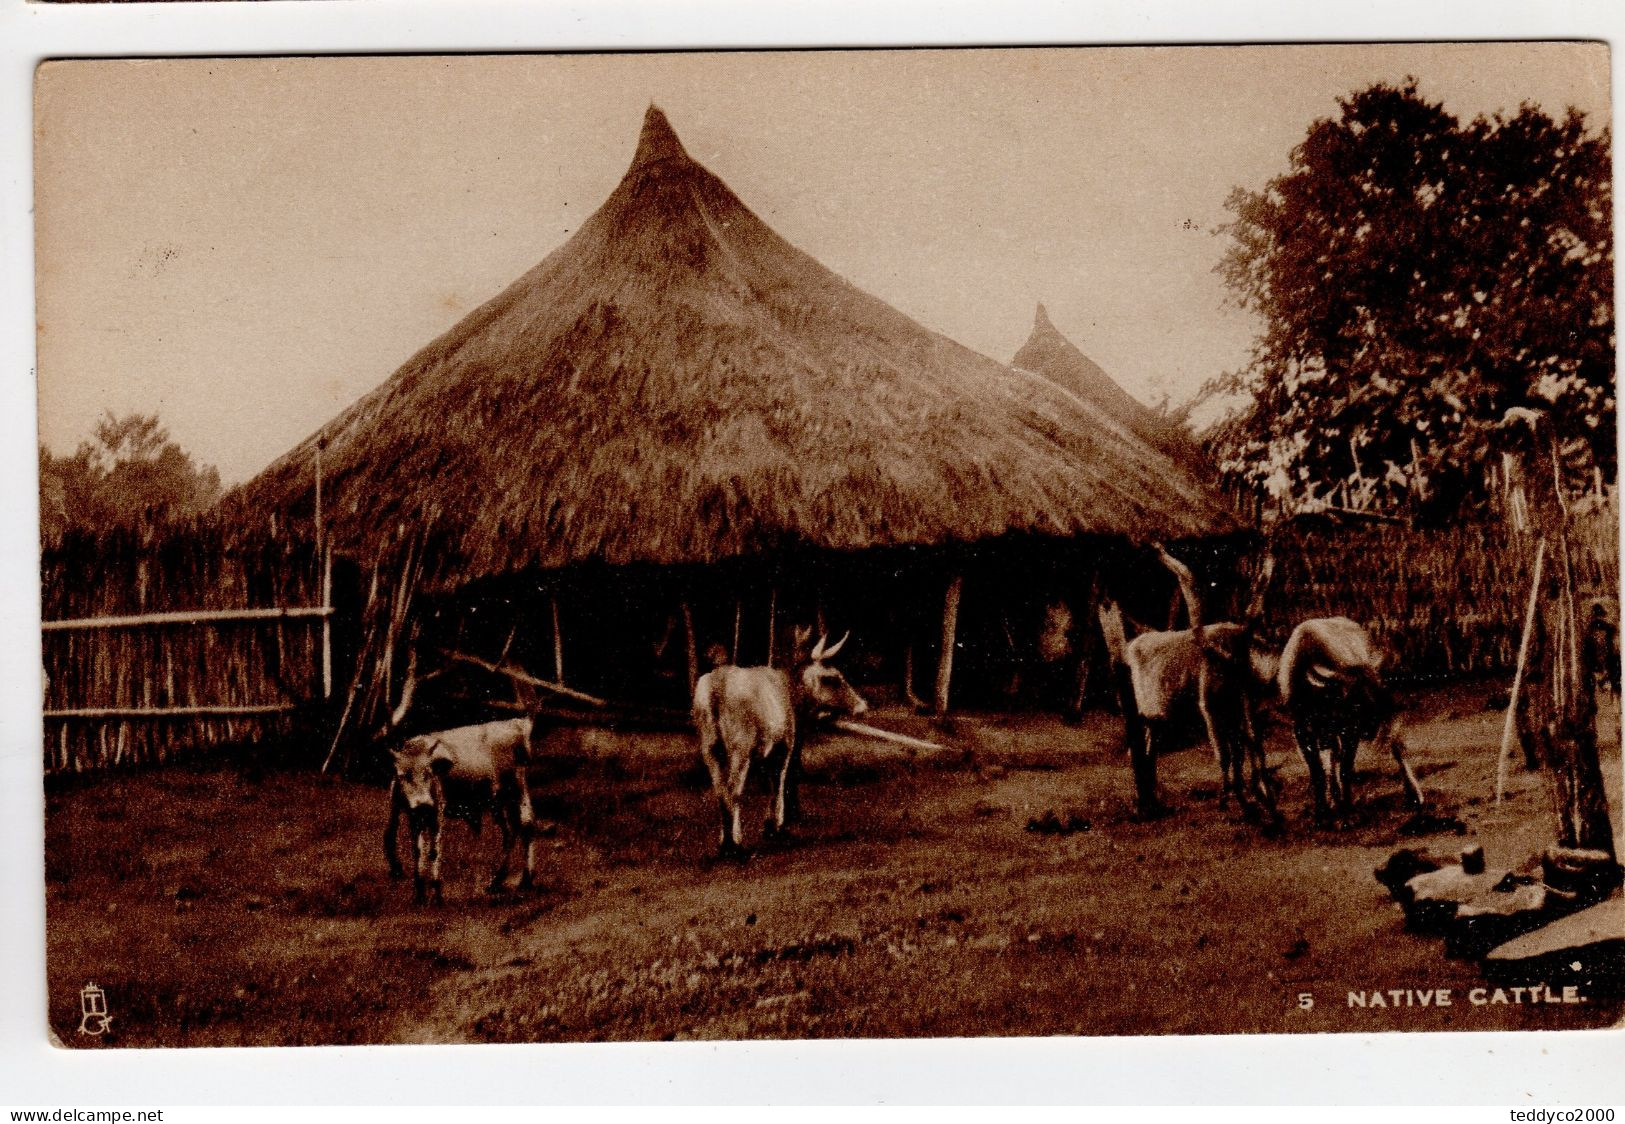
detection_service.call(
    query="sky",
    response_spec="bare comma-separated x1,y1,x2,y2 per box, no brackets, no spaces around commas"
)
34,44,1612,485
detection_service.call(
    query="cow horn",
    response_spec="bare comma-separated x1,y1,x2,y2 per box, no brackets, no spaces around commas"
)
819,631,850,660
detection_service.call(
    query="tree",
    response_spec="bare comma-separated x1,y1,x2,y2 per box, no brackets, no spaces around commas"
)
39,412,222,542
1211,80,1613,516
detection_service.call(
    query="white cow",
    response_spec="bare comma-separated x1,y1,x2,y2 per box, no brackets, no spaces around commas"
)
693,632,868,855
385,717,540,904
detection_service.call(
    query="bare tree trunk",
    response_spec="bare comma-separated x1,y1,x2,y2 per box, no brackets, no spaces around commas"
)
1507,411,1616,859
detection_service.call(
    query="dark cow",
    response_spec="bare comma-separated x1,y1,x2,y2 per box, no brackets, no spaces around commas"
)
1276,616,1425,826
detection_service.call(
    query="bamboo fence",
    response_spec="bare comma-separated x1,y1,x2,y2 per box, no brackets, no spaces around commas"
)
41,525,326,773
38,494,1618,772
1252,498,1619,681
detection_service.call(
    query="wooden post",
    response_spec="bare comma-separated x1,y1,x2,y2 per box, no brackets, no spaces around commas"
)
934,573,964,715
731,598,742,664
681,601,699,696
1497,538,1546,802
550,594,565,686
320,547,333,700
767,587,778,668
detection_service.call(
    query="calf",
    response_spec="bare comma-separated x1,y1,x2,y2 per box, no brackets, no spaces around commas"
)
692,632,868,855
1276,617,1425,826
384,717,540,904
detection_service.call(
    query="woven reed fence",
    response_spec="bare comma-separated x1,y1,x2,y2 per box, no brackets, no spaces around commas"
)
1256,500,1619,681
42,526,328,773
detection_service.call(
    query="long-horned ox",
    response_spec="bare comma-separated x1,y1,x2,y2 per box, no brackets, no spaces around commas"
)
692,630,868,855
1117,547,1280,821
1276,616,1426,826
385,717,541,905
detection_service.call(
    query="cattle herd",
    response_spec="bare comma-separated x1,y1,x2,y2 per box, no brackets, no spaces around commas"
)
384,548,1429,905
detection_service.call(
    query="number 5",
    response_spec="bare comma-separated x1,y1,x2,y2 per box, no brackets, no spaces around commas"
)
1298,993,1314,1010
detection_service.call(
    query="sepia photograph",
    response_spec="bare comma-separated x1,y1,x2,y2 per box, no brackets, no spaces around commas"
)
31,45,1623,1052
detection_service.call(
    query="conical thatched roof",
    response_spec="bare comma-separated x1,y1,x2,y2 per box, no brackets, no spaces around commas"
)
1012,304,1207,471
231,108,1239,584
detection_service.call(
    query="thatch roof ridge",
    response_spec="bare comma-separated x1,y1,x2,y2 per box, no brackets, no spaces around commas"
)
229,111,1239,586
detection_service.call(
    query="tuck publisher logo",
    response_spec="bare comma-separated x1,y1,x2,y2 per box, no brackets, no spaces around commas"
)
77,982,112,1036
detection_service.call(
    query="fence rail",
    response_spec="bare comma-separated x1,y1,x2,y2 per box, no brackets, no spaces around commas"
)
44,606,333,631
42,525,331,773
45,703,304,720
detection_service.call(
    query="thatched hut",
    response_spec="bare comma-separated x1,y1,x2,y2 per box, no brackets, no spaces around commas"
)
228,107,1241,728
1012,303,1208,473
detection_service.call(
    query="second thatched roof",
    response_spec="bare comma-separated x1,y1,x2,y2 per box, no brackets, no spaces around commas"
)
1012,304,1209,472
230,107,1239,585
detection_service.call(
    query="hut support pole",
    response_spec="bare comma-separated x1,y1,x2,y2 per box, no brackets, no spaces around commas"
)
550,594,565,686
681,601,699,696
732,599,742,664
934,573,963,716
1069,571,1103,722
320,547,333,700
903,644,927,710
767,587,778,668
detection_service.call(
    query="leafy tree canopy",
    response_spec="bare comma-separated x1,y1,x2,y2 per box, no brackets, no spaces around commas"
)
40,412,222,543
1210,79,1613,516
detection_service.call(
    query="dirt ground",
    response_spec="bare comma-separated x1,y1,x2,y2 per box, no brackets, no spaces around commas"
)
45,681,1625,1046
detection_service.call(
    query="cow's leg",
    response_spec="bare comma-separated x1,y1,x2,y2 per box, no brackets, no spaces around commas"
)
1240,704,1278,821
724,746,754,853
487,791,515,893
1131,721,1162,817
781,737,804,823
1250,739,1280,820
1116,665,1142,758
427,817,444,905
415,806,444,906
1323,722,1352,823
1334,727,1359,822
516,779,539,891
1387,726,1426,808
411,824,429,904
1200,688,1241,810
700,741,734,853
385,782,406,880
768,739,794,837
1298,719,1331,827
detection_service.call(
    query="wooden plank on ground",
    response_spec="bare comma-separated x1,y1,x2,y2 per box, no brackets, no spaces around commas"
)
1483,897,1625,964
